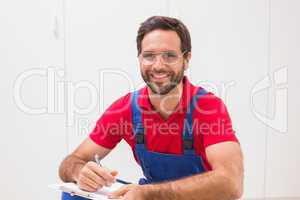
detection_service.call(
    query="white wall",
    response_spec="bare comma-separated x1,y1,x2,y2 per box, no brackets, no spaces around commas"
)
265,0,300,197
0,0,65,199
0,0,299,199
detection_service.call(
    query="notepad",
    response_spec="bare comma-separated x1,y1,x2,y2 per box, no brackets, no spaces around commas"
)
50,182,124,200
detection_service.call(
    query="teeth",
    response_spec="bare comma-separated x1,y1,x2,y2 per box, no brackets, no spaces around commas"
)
152,74,168,79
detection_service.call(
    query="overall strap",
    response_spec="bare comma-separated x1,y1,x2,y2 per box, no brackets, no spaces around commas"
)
183,88,208,155
131,90,145,144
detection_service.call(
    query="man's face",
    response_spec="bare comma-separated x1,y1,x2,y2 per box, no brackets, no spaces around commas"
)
139,29,190,95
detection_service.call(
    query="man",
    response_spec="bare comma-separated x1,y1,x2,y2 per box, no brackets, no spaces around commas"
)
59,16,244,200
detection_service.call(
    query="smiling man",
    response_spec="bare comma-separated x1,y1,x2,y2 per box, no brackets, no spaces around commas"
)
59,16,244,200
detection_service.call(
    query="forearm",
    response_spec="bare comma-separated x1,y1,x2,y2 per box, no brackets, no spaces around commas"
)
59,154,87,183
145,170,241,200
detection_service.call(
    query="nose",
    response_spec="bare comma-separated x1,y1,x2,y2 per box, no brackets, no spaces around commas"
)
152,54,165,71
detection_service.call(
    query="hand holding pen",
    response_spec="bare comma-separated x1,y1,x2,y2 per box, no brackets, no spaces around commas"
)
75,155,119,192
94,154,132,185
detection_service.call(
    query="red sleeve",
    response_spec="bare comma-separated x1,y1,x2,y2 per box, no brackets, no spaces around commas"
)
89,93,132,149
195,93,238,149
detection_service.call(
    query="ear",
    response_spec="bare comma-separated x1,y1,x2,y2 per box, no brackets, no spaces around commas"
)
183,52,191,70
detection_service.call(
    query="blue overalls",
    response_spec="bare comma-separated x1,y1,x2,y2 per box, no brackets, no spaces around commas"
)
61,88,207,199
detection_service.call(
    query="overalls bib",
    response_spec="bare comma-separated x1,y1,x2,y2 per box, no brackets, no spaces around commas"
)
132,88,207,184
61,88,207,199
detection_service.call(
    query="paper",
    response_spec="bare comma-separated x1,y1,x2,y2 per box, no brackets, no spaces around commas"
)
50,182,123,200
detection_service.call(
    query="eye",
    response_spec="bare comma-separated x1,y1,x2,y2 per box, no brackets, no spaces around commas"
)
163,52,178,62
166,52,177,58
142,53,155,60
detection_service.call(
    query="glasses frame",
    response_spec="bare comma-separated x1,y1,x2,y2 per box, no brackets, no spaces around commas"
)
138,50,187,66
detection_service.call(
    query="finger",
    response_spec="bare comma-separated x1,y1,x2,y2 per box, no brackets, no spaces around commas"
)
82,168,107,187
80,184,96,192
86,162,118,184
78,175,98,191
108,185,131,199
91,165,117,183
101,165,119,179
104,166,118,177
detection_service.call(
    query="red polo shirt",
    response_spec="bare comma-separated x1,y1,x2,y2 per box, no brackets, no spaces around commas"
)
90,77,238,170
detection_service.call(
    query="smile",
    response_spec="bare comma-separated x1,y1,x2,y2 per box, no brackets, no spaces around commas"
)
150,73,169,80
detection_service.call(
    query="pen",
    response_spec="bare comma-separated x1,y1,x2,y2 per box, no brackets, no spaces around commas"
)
94,154,132,185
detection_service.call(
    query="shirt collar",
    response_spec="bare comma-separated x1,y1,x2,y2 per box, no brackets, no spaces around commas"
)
138,76,199,112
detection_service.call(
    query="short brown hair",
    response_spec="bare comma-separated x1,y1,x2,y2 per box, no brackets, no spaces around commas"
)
136,16,191,58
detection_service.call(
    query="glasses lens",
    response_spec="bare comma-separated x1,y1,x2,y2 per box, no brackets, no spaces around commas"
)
140,51,183,65
162,52,179,64
141,53,155,65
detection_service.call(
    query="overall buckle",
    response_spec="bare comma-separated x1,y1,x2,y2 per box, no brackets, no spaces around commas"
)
135,134,145,144
183,138,194,150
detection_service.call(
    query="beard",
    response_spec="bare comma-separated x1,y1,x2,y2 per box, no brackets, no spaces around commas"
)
141,66,185,95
